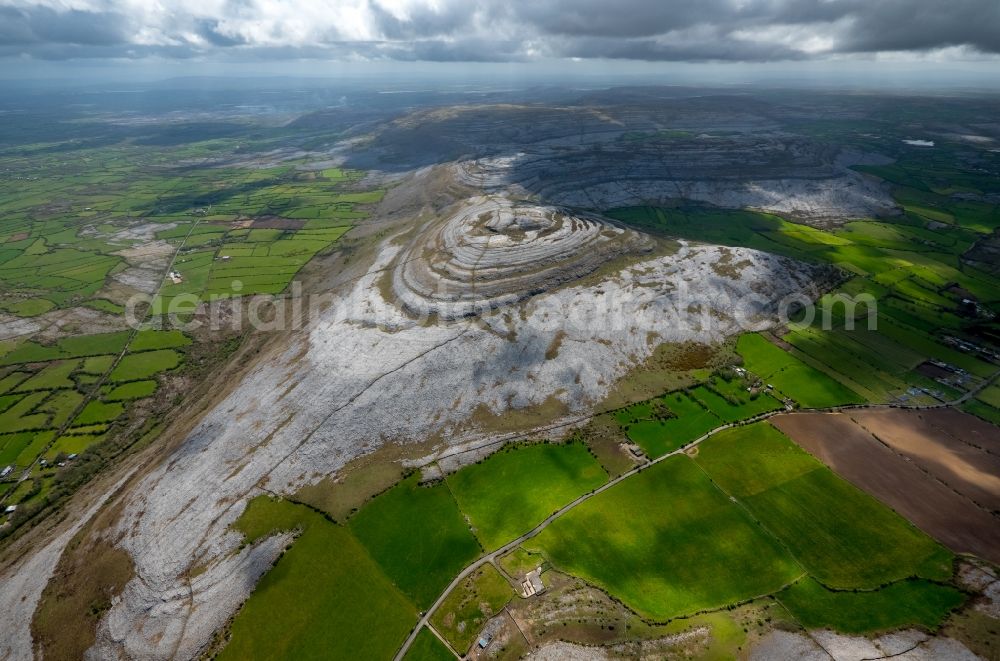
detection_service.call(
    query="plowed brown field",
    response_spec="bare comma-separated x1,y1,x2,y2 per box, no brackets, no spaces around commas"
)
771,411,1000,564
850,409,1000,513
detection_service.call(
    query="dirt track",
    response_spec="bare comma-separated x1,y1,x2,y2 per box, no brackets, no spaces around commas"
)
772,411,1000,565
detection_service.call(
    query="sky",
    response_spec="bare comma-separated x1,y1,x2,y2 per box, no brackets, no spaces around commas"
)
1,0,999,84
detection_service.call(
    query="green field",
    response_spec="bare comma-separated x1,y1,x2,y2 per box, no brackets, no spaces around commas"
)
736,333,864,408
691,423,818,497
80,355,115,374
0,392,51,431
778,577,964,633
102,380,157,401
46,432,106,458
689,381,782,423
403,628,454,661
222,500,417,661
14,361,79,392
964,398,1000,425
499,546,545,578
0,331,130,366
527,456,802,620
430,564,513,652
695,423,953,588
12,431,54,467
446,441,608,551
0,431,37,466
348,474,481,609
621,391,721,457
129,329,191,351
975,383,1000,409
72,400,124,426
109,350,182,381
233,495,312,544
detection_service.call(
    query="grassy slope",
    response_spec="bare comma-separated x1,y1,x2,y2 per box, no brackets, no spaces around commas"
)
446,442,607,551
222,503,417,661
403,628,454,661
526,456,801,621
348,474,482,609
430,564,513,652
778,577,964,633
696,423,953,588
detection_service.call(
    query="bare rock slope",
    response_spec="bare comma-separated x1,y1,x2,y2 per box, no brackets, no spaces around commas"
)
81,194,831,659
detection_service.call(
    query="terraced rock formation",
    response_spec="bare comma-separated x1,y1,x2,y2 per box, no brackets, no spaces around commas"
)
456,143,893,222
391,196,652,319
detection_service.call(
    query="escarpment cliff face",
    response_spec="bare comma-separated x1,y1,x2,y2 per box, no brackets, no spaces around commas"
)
457,147,893,222
353,101,896,222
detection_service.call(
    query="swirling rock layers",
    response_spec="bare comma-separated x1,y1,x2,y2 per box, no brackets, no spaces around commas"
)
392,196,652,318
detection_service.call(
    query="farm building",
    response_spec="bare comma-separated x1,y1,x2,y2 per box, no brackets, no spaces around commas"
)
521,567,545,597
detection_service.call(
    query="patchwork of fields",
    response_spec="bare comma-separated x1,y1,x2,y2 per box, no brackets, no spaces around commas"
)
216,156,1000,656
0,329,189,523
611,369,784,458
526,454,803,620
5,96,999,660
772,411,1000,564
0,136,377,321
223,416,982,659
527,422,954,622
221,442,608,658
0,130,385,535
608,165,1000,412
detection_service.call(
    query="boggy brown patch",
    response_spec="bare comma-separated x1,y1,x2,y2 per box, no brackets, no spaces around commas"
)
31,498,134,661
656,341,719,371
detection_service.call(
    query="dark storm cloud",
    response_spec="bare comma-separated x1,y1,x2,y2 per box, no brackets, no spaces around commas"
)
503,0,1000,59
367,1,480,41
561,34,808,63
0,0,997,63
830,0,1000,54
509,0,736,39
0,7,35,45
0,5,129,47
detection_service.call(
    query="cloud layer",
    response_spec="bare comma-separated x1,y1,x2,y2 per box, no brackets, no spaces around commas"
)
1,0,998,62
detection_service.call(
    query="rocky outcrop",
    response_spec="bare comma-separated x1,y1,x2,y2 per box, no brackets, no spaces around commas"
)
391,196,652,319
